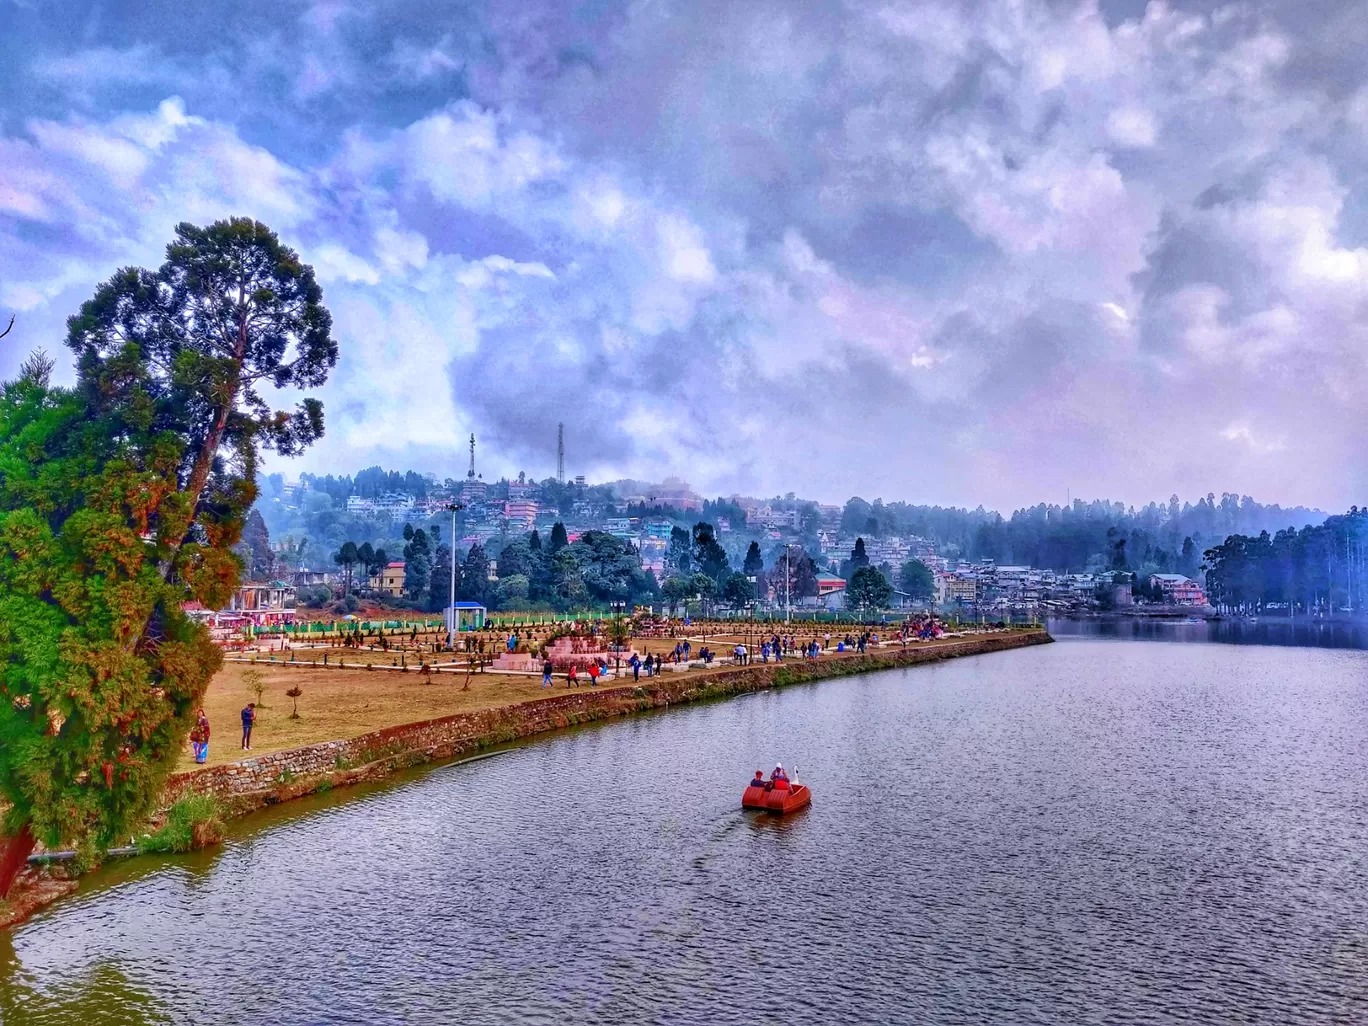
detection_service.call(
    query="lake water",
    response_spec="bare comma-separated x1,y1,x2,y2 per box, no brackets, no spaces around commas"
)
6,636,1368,1024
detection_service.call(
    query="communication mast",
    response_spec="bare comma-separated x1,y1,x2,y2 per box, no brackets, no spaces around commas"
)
467,433,476,479
557,423,565,482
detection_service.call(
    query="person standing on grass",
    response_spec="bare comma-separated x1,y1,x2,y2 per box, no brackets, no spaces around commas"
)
543,657,554,688
588,661,600,687
190,709,210,764
241,702,256,751
631,653,641,682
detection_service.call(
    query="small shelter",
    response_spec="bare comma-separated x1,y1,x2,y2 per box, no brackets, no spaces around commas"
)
446,601,487,633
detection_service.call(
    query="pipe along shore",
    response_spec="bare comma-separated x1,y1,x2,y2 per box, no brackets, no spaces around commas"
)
6,629,1050,927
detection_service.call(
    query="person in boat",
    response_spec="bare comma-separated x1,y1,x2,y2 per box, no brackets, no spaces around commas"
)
770,764,789,789
750,770,765,790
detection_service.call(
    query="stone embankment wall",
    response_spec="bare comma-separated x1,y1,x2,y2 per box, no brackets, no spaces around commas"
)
164,630,1052,816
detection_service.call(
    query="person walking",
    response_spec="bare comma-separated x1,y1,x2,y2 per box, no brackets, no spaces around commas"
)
588,661,601,687
542,657,554,688
631,653,641,682
240,702,255,751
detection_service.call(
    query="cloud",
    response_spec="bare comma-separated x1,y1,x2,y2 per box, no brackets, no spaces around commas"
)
1,0,1366,510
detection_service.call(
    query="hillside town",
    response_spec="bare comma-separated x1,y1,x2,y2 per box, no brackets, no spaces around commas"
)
209,442,1222,635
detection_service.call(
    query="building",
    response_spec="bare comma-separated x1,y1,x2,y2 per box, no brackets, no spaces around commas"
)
379,561,406,598
504,499,539,529
226,580,297,625
1150,573,1208,605
936,572,978,606
746,505,800,530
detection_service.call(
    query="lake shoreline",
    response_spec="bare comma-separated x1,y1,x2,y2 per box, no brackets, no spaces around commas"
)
3,629,1050,930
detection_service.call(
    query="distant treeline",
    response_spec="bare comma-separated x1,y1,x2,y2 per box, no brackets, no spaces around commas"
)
1202,509,1368,614
840,494,1323,576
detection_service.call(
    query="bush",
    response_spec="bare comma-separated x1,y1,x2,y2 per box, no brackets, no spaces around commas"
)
297,584,332,608
137,795,224,854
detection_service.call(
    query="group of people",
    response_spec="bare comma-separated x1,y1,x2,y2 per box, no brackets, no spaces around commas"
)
749,765,791,791
186,702,257,764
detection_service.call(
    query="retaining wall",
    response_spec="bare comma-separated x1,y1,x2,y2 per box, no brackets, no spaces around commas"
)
164,629,1052,815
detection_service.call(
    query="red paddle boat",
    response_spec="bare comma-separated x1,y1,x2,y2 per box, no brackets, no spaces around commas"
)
742,770,811,814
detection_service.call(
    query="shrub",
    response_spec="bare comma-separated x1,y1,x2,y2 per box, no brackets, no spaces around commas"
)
137,795,224,854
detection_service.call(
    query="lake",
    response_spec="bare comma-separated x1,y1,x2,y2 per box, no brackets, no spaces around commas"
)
6,636,1368,1024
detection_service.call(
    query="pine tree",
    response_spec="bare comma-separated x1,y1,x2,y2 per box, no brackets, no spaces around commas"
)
743,541,764,577
403,528,432,603
458,543,491,605
549,522,569,553
850,537,870,575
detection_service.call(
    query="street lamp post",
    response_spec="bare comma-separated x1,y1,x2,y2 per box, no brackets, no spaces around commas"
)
445,502,466,649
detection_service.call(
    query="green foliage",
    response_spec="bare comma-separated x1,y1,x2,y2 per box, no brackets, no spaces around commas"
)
722,571,756,608
0,376,223,855
1202,510,1368,613
496,574,530,607
2,217,335,873
847,566,893,613
402,526,431,602
550,548,587,608
899,559,935,601
65,218,337,570
238,509,274,579
668,526,692,575
743,541,764,577
549,522,569,553
691,522,730,582
850,538,870,573
457,542,490,605
567,531,657,605
136,795,223,854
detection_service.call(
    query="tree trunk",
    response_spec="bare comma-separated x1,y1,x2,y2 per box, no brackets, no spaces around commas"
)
161,293,249,583
0,822,37,899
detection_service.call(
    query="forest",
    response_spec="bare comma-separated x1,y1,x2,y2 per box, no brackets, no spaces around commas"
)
1200,509,1368,614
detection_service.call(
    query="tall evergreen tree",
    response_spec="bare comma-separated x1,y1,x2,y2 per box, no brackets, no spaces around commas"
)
403,528,432,603
428,544,453,613
668,526,692,575
64,218,337,582
743,541,764,576
549,521,569,553
238,509,274,579
457,543,491,605
850,537,870,573
691,522,730,582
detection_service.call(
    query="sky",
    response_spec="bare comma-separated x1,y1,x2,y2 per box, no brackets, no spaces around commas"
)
1,0,1365,511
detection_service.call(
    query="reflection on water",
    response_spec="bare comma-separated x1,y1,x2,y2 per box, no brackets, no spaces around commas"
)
7,639,1368,1024
0,932,171,1025
1049,615,1368,649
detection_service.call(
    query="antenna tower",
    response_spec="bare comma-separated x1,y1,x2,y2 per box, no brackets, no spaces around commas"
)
557,423,565,482
467,433,476,479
